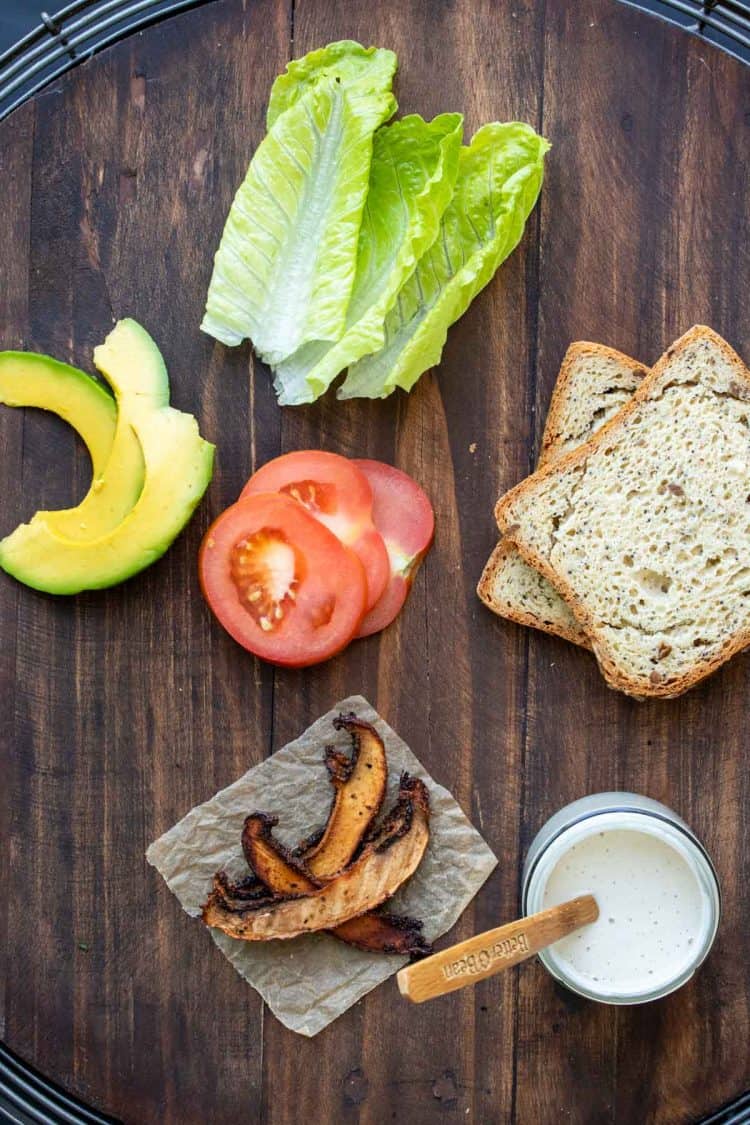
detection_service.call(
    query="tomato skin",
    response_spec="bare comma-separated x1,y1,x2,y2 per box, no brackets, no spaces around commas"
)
199,492,367,668
354,460,435,557
353,460,435,638
241,451,389,612
355,574,411,638
350,526,390,610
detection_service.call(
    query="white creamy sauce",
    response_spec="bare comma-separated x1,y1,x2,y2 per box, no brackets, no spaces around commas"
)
541,827,710,997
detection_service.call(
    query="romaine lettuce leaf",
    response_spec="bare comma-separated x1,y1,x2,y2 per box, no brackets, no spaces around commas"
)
201,43,397,363
338,122,550,399
272,112,464,405
267,41,397,128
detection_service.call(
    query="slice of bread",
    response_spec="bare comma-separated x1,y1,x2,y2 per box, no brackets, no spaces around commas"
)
496,326,750,698
478,539,584,643
478,343,647,646
538,344,648,468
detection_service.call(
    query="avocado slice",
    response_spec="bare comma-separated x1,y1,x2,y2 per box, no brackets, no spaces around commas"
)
0,336,150,540
0,352,117,489
0,320,215,594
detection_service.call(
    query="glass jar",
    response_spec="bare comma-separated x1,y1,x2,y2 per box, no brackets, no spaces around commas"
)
521,792,721,1005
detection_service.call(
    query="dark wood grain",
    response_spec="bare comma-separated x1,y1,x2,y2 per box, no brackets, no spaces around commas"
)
519,6,750,1124
1,1,749,1122
260,4,546,1121
1,4,288,1122
0,100,33,1080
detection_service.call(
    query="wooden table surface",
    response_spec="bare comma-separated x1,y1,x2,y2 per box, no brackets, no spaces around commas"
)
1,0,749,1121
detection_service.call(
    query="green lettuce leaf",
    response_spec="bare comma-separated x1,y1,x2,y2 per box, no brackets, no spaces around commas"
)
201,43,397,363
267,41,397,128
338,122,550,399
272,112,464,405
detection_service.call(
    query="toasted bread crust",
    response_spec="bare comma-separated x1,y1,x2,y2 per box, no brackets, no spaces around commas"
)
496,326,750,699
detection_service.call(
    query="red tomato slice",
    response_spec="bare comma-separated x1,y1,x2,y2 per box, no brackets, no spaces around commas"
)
353,460,435,638
199,492,367,667
241,451,389,612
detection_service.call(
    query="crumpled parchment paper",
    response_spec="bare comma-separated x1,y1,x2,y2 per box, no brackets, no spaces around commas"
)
146,695,497,1036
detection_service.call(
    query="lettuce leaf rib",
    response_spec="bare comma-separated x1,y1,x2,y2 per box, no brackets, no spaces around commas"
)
338,122,550,399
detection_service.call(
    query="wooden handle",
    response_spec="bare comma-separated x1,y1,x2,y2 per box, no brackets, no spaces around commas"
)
397,895,598,1003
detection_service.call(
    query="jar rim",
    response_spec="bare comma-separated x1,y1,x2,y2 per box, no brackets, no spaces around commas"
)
522,806,721,1005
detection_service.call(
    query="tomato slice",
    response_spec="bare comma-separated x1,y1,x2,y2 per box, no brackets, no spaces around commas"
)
241,451,389,613
199,492,367,667
353,460,435,638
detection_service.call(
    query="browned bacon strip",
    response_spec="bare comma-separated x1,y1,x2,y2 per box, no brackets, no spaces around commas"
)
202,775,429,942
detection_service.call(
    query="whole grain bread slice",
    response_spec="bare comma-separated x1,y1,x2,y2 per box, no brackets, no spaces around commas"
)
496,325,750,698
477,343,648,646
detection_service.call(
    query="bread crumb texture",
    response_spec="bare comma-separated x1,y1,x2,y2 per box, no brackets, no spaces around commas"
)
541,344,647,465
479,343,645,647
478,541,583,643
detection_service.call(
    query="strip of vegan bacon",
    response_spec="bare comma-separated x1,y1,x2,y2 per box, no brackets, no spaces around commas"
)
202,775,430,942
331,912,431,959
242,814,318,896
241,808,431,957
303,714,388,880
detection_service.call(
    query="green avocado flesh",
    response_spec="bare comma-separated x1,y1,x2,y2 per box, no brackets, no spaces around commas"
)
0,351,139,538
0,320,215,594
0,352,116,478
